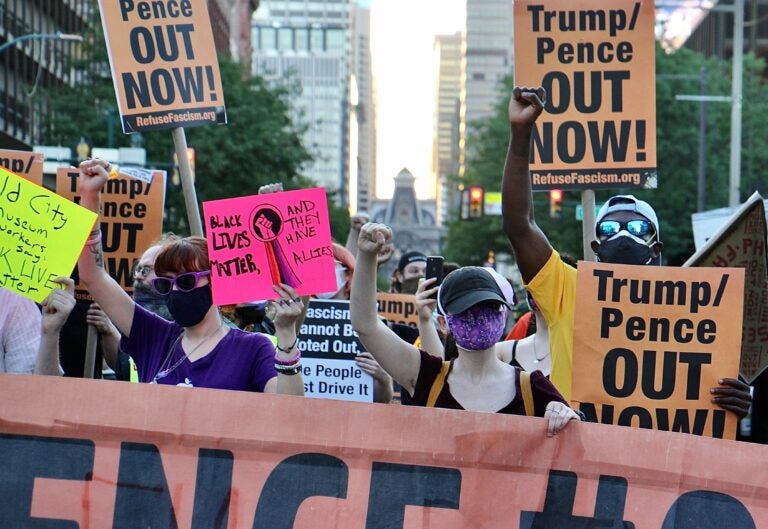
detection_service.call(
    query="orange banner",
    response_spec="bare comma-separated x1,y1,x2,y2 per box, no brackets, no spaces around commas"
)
56,167,165,300
513,0,657,190
572,262,744,439
1,375,767,528
98,0,227,133
684,192,768,383
0,149,43,185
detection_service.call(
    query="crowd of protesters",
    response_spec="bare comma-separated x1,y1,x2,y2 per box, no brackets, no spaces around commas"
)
2,86,764,443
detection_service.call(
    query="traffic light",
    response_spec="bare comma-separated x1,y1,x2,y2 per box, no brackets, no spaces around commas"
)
468,186,484,219
549,189,563,219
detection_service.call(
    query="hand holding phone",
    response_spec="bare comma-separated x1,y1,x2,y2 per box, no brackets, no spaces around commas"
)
425,256,444,298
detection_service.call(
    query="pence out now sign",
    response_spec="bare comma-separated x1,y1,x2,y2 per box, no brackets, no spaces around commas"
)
99,0,227,133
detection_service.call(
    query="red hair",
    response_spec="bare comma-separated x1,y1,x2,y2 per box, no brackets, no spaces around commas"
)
154,236,210,276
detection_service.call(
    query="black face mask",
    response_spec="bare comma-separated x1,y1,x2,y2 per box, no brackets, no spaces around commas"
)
596,235,653,265
397,277,422,295
166,284,213,327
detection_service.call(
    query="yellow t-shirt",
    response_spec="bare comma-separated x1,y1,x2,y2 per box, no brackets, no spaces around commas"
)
525,250,577,400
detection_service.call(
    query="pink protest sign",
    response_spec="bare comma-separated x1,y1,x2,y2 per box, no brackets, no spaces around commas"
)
203,188,336,305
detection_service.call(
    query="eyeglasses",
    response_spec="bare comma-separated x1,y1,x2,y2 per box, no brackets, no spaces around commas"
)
597,219,654,239
134,265,154,277
151,271,211,295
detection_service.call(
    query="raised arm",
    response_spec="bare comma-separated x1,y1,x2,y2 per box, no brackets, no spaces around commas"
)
502,87,555,283
350,223,421,395
76,159,136,336
415,277,444,358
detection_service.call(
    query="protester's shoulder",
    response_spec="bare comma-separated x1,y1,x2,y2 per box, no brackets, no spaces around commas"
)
133,302,176,330
527,249,576,287
0,288,39,312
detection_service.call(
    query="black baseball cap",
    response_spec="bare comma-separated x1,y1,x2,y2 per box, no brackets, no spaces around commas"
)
397,251,427,272
438,266,511,315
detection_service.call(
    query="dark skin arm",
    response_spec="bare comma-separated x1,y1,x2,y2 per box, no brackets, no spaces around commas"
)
501,87,554,283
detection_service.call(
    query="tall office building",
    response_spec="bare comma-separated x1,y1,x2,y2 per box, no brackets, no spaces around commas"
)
349,0,375,213
0,0,91,149
433,32,462,226
252,0,353,203
461,0,514,177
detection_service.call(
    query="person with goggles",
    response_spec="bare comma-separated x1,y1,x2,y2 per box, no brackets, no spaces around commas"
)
75,159,304,395
500,86,750,421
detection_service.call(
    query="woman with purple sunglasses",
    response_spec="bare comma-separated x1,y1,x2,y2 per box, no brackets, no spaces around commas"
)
75,158,304,395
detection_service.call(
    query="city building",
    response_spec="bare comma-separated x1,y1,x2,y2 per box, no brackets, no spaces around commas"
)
433,32,462,226
349,0,375,214
369,168,442,278
461,0,514,177
252,0,354,204
0,0,90,149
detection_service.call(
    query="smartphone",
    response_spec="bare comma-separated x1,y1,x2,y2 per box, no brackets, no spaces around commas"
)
425,256,444,298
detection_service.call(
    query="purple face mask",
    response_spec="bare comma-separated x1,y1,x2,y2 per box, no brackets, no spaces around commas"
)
445,303,506,351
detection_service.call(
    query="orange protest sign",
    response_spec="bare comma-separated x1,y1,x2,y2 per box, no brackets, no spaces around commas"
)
1,374,767,528
98,0,227,133
56,167,165,300
572,262,744,439
376,292,419,327
0,149,43,186
684,192,768,383
513,0,657,190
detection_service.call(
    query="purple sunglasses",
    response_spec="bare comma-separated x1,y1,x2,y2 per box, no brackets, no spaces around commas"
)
152,271,211,296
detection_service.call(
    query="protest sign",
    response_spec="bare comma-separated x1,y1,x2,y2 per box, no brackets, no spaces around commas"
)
97,0,226,133
513,0,657,190
203,188,336,305
56,167,166,300
299,299,373,402
572,261,744,439
2,374,767,528
684,192,768,383
0,167,97,303
376,292,418,327
0,149,43,186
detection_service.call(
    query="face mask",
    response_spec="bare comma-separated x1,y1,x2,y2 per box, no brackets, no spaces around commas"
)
398,277,421,295
166,284,213,327
596,232,653,266
134,281,173,320
445,304,506,351
316,265,348,299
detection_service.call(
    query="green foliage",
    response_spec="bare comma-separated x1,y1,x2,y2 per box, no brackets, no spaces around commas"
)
446,44,768,268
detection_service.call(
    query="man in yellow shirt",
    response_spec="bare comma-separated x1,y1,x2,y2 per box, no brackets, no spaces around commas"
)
500,86,750,419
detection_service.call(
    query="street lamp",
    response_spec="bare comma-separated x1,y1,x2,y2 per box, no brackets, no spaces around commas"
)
0,31,83,54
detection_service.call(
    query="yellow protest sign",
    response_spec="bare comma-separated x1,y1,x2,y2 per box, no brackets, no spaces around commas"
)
0,167,97,303
98,0,227,133
0,149,43,186
513,0,657,190
572,262,744,439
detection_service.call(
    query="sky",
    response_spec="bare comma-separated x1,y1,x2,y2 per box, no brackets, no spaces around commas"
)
370,0,465,200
